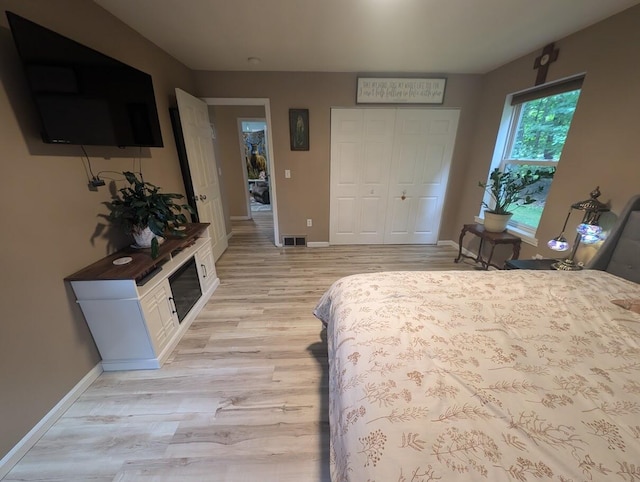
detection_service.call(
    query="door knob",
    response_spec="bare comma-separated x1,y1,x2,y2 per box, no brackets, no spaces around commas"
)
401,190,407,201
199,194,207,201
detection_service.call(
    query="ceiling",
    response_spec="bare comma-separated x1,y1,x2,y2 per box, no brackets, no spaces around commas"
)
94,0,639,74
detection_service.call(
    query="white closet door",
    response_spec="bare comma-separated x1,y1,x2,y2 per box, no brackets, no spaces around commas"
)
330,108,395,244
330,108,459,245
384,109,459,244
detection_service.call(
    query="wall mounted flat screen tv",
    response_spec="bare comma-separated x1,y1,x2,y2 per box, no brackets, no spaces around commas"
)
6,11,164,147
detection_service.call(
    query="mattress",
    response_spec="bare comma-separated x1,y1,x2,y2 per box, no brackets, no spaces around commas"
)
314,269,640,481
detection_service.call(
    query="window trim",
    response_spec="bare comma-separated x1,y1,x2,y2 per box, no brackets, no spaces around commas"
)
480,75,585,239
510,76,584,106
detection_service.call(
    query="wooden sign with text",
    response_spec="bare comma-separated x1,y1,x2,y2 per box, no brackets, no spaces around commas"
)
356,77,446,104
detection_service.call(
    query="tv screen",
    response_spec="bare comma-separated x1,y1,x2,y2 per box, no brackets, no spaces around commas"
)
6,11,164,147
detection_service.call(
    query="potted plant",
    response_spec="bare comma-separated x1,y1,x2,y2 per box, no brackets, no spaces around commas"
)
107,171,195,258
478,167,554,232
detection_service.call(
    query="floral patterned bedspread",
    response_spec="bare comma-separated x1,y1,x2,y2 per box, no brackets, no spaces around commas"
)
314,270,640,482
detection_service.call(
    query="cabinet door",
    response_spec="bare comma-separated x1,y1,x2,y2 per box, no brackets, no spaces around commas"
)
140,279,178,354
196,242,217,293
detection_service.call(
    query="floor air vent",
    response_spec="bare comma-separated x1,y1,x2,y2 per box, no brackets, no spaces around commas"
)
283,236,307,247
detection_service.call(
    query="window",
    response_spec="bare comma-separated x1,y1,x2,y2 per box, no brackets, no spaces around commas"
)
488,77,583,237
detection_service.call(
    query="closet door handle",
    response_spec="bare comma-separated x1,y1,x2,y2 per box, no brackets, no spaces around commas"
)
201,264,208,278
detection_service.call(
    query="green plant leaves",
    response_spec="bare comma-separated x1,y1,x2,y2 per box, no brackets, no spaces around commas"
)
479,167,555,215
105,171,196,258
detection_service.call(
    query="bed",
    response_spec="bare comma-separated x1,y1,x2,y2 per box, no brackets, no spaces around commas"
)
314,195,640,482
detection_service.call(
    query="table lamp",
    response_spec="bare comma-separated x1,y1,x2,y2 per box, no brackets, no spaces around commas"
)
547,187,609,271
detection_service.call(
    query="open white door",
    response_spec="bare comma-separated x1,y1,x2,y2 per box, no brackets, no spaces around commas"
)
175,88,228,260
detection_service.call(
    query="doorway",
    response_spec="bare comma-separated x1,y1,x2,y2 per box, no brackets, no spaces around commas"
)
238,119,272,217
203,98,280,247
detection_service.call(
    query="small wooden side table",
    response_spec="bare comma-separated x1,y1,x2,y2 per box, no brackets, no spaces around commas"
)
454,223,521,270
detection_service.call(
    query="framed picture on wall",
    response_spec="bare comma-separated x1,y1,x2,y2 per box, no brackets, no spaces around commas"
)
289,108,309,151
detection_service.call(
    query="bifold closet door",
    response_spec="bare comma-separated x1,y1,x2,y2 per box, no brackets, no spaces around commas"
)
330,108,459,245
384,109,459,244
330,109,396,244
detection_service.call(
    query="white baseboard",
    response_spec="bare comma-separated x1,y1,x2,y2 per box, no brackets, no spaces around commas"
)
307,240,463,251
436,240,456,248
0,363,103,479
229,215,250,221
307,241,330,248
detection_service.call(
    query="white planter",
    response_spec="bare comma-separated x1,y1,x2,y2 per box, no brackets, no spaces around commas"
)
484,212,512,233
132,226,163,248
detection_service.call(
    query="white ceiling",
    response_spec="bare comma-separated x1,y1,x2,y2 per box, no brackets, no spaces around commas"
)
94,0,639,74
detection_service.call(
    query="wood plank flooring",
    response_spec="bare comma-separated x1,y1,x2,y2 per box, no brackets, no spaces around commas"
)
4,212,475,481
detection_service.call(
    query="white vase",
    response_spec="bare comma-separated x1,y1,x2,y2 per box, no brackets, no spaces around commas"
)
132,226,163,248
484,212,512,233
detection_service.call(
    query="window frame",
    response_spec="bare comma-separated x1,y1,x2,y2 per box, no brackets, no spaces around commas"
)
480,76,584,244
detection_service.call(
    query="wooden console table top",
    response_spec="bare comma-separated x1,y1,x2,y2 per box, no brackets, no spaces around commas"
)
65,223,209,282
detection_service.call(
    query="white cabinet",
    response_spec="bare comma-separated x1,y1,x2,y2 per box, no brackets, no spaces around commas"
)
69,236,219,371
140,279,178,354
195,242,216,294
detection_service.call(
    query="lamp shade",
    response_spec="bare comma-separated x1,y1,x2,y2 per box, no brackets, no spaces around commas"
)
547,236,570,251
577,223,602,236
577,223,602,245
580,234,601,245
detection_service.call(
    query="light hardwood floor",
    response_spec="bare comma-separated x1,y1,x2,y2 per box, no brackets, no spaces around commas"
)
4,212,475,482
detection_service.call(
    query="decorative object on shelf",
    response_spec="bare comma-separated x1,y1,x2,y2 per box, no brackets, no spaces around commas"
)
106,171,195,258
356,77,446,104
289,109,309,151
130,227,165,249
483,212,513,234
479,166,555,232
548,186,609,271
112,256,132,266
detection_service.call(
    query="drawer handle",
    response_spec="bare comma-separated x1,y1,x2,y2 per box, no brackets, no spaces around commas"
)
168,296,177,314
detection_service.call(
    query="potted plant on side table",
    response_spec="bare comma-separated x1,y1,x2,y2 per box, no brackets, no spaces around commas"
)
479,167,555,232
106,171,195,258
